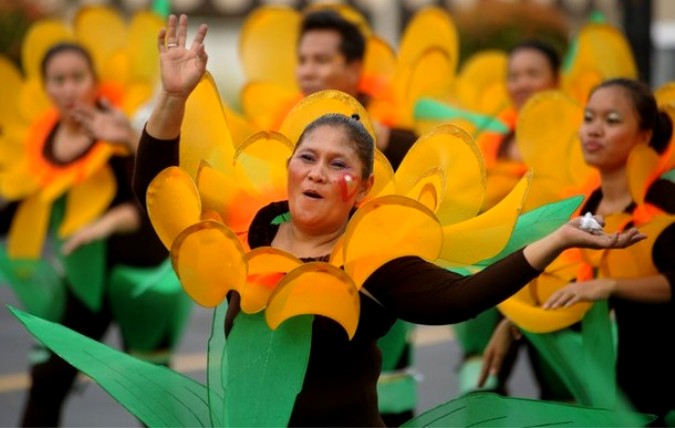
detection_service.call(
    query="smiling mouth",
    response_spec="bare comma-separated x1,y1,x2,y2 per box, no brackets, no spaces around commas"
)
303,190,323,199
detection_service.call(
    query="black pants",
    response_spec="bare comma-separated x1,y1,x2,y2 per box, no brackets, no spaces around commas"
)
20,289,113,427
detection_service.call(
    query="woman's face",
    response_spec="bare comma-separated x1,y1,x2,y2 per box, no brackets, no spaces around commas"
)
287,124,373,234
506,48,558,110
43,50,97,120
579,85,651,173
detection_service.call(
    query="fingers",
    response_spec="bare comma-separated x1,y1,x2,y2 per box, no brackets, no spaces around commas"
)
166,14,178,47
177,14,188,47
191,23,208,52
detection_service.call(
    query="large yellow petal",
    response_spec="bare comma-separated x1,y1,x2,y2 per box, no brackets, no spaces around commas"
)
454,50,508,114
654,81,675,110
73,6,127,82
0,157,41,200
239,6,300,89
18,77,51,125
278,90,375,147
7,193,51,259
360,36,396,99
126,10,163,85
266,262,360,340
146,166,202,250
366,149,395,201
398,7,458,76
223,103,259,148
396,123,485,224
58,165,116,238
0,56,24,128
439,171,530,267
341,195,443,288
240,248,302,313
517,91,595,209
626,144,661,206
240,82,301,131
171,220,247,307
181,72,235,179
21,19,74,80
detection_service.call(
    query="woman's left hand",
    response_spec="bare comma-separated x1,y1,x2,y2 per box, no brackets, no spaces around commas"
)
542,279,616,309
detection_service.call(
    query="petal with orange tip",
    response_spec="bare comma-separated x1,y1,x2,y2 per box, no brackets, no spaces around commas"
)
360,36,396,99
278,90,375,147
7,193,51,260
396,123,485,225
181,72,235,179
239,6,300,89
146,166,202,250
234,131,292,202
240,248,302,313
341,195,443,289
440,171,530,267
58,165,116,238
171,220,247,307
266,262,360,340
196,162,260,236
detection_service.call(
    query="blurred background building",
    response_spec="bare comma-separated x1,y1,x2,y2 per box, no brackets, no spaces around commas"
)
2,0,673,113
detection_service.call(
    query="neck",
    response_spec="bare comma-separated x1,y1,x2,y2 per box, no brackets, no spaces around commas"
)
275,222,346,259
597,167,632,216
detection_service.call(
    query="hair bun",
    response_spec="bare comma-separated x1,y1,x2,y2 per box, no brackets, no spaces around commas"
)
351,113,360,121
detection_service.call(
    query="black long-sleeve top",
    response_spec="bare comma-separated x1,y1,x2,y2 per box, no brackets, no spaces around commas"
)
133,129,543,426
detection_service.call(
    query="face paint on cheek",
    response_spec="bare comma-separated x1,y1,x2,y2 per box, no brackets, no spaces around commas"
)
336,173,360,202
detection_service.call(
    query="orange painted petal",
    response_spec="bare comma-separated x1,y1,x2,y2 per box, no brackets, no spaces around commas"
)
181,72,235,179
239,6,300,89
171,220,247,307
57,165,116,238
266,262,360,340
278,90,375,147
234,131,292,202
341,195,443,288
7,193,51,259
396,123,485,224
440,170,530,267
21,19,74,79
146,166,202,250
241,247,302,313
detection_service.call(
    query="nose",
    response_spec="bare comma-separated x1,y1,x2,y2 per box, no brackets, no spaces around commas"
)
307,163,327,182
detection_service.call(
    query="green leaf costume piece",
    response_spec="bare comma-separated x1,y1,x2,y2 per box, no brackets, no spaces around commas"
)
402,392,654,427
9,306,211,427
414,98,510,134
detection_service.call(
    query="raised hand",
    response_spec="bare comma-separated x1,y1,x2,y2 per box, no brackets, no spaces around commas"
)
157,14,209,99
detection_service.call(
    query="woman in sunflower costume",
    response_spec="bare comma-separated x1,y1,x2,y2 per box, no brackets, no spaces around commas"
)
0,7,191,426
119,14,646,426
482,79,675,425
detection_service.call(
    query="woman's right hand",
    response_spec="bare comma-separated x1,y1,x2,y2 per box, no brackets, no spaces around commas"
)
157,14,208,100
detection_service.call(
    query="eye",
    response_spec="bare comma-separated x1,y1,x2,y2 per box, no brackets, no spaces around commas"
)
298,153,315,162
583,112,593,123
331,160,347,169
606,113,621,124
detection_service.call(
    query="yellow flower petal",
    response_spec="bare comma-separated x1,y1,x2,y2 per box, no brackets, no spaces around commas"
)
234,130,292,202
266,262,360,340
241,82,301,131
396,123,485,224
171,220,247,307
399,7,458,77
440,170,530,267
626,144,660,206
126,10,163,86
7,193,51,259
146,166,202,250
73,5,127,82
21,19,73,79
58,165,116,238
454,50,508,114
240,247,302,313
181,73,235,179
341,195,443,288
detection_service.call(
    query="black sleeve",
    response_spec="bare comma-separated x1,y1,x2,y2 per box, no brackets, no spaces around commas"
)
0,201,18,236
132,127,180,210
363,249,540,325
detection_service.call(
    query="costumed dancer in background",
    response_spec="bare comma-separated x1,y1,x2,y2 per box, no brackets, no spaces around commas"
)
0,8,191,426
